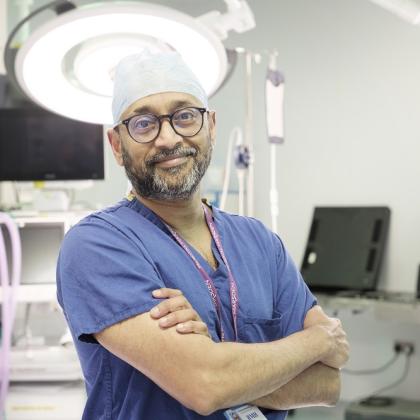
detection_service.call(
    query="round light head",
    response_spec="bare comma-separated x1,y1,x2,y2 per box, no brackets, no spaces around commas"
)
15,3,228,124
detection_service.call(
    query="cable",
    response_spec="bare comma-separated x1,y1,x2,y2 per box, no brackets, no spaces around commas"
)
356,353,411,404
342,352,400,375
369,353,411,397
220,127,242,211
244,51,254,217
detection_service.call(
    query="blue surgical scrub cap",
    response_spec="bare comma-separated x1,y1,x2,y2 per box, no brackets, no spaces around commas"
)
112,51,208,124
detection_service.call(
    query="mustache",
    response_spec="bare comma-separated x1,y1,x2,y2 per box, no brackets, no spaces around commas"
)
146,146,198,166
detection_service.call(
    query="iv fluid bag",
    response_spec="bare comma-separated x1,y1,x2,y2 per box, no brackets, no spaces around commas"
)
265,69,284,144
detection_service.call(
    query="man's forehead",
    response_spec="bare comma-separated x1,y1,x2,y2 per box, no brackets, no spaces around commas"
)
122,92,203,118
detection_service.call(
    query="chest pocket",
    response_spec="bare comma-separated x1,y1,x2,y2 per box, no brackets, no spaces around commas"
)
237,312,284,343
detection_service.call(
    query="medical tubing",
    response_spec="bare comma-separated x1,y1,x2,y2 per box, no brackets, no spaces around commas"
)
244,52,254,217
0,214,22,418
220,128,242,210
237,170,245,216
0,226,9,419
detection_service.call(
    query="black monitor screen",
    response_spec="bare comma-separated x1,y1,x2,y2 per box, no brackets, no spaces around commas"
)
301,207,390,293
0,108,104,181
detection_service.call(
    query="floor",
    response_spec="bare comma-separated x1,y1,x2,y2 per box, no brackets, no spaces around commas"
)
288,403,346,420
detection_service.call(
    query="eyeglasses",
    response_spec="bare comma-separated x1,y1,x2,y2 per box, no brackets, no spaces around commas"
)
115,106,208,144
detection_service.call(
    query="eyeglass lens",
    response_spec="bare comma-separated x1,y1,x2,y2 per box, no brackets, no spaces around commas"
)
127,107,204,143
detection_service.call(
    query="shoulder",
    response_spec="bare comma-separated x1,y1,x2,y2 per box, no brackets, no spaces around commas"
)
214,207,281,246
214,207,290,267
59,199,140,261
65,200,133,239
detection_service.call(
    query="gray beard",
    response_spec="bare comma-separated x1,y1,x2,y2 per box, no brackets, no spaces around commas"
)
122,140,213,201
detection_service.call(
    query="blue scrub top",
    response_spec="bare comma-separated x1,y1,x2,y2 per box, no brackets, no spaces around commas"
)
57,198,316,419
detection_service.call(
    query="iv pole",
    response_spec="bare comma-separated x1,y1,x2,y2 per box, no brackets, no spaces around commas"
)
266,51,285,234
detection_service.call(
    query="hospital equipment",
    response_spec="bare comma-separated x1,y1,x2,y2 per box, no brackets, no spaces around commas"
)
345,397,420,419
0,213,21,419
0,213,85,419
219,50,284,228
4,0,255,124
265,51,285,234
219,50,256,217
301,207,391,294
0,108,104,182
219,127,242,212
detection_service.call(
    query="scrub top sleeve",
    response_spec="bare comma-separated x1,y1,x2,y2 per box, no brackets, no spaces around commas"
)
273,235,317,336
57,218,165,343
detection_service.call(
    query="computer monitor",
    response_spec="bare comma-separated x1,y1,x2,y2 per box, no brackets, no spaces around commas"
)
0,107,104,181
301,206,391,293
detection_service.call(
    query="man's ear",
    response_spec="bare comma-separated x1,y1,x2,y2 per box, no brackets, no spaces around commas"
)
107,128,124,166
208,111,216,146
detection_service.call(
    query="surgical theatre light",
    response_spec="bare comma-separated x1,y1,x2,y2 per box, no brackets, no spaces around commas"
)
5,1,255,124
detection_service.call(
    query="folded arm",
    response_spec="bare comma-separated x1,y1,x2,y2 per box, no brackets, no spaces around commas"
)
95,302,346,416
251,305,347,410
251,362,340,410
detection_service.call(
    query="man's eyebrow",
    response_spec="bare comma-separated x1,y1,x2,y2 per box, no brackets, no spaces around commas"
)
129,100,200,117
168,100,199,111
128,105,155,116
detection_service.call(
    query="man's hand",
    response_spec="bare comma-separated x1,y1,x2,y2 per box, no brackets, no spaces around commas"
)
304,306,349,369
150,288,211,339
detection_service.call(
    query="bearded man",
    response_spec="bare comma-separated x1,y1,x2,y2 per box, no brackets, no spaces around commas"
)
57,52,349,420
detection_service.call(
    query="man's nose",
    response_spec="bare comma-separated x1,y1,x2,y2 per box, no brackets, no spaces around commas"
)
154,119,182,149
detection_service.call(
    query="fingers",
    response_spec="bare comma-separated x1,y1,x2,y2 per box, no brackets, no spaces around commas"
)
176,321,211,338
152,288,183,299
150,293,192,319
157,308,200,328
150,289,211,338
321,318,350,369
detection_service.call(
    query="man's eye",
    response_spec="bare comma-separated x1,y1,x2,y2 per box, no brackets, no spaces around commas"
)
138,120,151,128
179,112,194,120
133,117,156,131
174,110,196,123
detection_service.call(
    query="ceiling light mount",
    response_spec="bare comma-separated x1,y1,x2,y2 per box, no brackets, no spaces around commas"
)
368,0,420,24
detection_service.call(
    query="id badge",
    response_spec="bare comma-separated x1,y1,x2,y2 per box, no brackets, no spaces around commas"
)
224,404,268,419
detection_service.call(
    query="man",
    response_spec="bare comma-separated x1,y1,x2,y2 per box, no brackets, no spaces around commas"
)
57,51,349,419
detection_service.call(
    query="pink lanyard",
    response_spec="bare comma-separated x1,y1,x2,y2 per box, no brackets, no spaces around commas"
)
164,204,239,342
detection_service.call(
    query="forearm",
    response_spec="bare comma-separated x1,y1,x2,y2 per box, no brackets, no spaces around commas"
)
96,313,330,415
251,363,341,410
195,327,330,412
